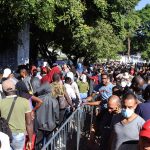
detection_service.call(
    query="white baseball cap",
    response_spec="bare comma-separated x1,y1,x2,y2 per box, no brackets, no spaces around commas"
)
3,68,11,78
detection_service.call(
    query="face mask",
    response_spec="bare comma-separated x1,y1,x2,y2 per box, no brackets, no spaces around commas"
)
138,86,143,91
135,85,143,92
121,108,134,118
121,81,127,88
127,82,131,87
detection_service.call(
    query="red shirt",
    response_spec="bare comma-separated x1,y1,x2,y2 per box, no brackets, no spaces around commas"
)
89,75,99,85
41,66,61,83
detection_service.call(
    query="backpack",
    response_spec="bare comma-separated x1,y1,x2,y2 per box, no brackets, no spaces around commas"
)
0,117,13,142
57,95,69,109
0,97,17,142
50,82,70,109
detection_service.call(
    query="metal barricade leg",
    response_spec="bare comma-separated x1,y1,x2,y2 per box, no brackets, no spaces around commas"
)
77,109,81,150
42,106,89,150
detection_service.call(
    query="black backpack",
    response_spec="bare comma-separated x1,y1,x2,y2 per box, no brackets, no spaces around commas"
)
0,117,13,142
0,97,17,142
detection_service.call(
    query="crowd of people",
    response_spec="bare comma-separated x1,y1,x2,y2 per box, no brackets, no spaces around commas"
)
0,62,150,150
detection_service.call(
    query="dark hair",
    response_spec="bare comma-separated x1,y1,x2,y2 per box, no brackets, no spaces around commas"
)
101,73,109,78
143,85,150,101
65,77,71,84
17,65,29,73
52,73,60,82
113,85,123,97
16,81,28,94
122,92,137,101
113,85,123,92
20,68,27,72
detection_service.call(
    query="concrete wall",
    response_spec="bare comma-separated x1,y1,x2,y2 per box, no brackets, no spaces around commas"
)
17,23,30,65
0,47,17,70
0,24,30,71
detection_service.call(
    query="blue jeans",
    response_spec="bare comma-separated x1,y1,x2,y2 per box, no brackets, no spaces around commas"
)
11,133,25,150
80,93,88,99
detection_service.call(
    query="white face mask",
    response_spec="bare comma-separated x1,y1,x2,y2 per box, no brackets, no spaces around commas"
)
121,81,127,88
127,82,131,87
121,108,134,118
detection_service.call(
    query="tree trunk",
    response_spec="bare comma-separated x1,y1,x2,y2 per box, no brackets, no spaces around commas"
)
127,37,131,62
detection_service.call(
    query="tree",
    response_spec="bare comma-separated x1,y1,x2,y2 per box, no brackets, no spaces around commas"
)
52,0,141,63
85,19,124,62
134,4,150,60
124,12,141,60
141,43,150,60
0,0,56,55
0,0,142,64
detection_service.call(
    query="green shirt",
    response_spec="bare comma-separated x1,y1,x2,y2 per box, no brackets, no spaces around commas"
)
77,81,89,93
0,96,31,133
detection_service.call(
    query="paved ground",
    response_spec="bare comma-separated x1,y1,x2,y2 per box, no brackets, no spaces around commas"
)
79,132,100,150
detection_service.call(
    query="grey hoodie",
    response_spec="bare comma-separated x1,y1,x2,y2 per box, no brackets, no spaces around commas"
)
35,82,59,131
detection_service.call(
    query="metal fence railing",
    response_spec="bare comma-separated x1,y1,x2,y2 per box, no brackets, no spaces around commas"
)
42,105,93,150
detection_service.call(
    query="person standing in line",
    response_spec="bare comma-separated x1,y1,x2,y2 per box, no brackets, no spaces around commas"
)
110,93,145,150
135,85,150,121
139,120,150,150
0,79,33,150
77,74,89,99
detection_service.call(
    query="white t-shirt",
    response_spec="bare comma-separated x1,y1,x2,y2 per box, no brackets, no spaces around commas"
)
71,82,81,100
64,83,76,100
0,132,11,150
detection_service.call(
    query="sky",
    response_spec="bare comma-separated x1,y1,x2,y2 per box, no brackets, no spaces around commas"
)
135,0,150,10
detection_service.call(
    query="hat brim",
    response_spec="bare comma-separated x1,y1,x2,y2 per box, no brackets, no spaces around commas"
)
140,131,150,138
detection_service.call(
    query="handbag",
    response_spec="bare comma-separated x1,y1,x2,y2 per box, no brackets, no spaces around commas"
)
57,95,69,109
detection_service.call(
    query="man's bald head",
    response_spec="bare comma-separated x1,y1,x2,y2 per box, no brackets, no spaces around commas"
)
107,95,121,114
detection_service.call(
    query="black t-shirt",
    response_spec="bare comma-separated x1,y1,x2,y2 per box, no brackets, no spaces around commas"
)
20,92,32,100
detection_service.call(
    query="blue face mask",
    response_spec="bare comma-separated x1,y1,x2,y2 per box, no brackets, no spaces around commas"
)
138,86,143,91
121,108,134,118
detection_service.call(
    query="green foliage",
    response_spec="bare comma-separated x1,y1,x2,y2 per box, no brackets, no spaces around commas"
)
56,0,85,25
0,0,56,32
1,0,147,64
141,43,150,60
34,0,55,31
133,4,150,59
89,19,124,60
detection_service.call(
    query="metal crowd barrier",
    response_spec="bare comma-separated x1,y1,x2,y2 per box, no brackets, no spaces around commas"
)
42,105,93,150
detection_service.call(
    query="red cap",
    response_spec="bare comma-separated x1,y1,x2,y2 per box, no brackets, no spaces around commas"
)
140,120,150,138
